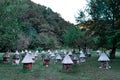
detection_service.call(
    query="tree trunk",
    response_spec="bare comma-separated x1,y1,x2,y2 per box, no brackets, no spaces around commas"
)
109,4,116,59
110,47,116,59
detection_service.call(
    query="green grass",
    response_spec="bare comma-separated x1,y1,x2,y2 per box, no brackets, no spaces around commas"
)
0,51,120,80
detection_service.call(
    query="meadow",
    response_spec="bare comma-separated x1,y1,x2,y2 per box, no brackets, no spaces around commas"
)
0,51,120,80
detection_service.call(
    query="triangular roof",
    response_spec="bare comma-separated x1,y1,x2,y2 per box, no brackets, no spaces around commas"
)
28,51,32,54
80,50,83,54
63,50,67,55
62,55,73,64
31,53,35,59
73,55,78,60
56,54,62,60
35,50,39,56
44,54,50,60
68,51,72,55
22,53,34,63
98,52,110,61
55,50,58,53
48,51,52,55
60,50,64,52
25,50,28,53
21,50,24,54
15,51,19,55
48,50,51,53
51,53,55,57
41,51,45,54
80,52,86,57
96,50,100,53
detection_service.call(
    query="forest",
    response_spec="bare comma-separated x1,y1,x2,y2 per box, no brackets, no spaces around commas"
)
0,0,120,59
0,0,73,51
0,0,120,80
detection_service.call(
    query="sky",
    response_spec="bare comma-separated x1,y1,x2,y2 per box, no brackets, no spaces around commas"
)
31,0,87,24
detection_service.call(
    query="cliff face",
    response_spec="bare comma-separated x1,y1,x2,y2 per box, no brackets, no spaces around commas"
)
0,0,73,51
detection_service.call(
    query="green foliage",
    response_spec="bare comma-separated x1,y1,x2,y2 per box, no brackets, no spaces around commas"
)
0,0,27,51
76,0,120,58
76,0,120,50
62,26,85,48
76,10,86,23
39,35,59,49
86,0,120,48
0,0,72,51
36,47,43,52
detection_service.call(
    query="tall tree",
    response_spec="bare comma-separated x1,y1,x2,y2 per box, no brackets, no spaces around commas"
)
62,26,88,49
76,0,120,58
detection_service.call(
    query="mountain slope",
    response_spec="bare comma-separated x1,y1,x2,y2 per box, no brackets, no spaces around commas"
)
0,0,73,51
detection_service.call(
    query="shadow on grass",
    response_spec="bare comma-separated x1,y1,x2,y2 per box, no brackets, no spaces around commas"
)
0,60,3,63
19,69,34,73
60,64,80,74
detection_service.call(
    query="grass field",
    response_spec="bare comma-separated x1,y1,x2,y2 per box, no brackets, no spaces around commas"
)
0,51,120,80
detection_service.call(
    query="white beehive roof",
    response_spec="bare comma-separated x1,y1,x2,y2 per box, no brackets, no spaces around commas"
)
62,55,73,64
25,50,28,53
31,53,35,59
63,50,67,55
41,51,45,54
28,51,32,54
49,51,52,55
56,54,62,60
73,55,78,60
61,50,63,52
96,50,100,53
21,50,24,54
22,53,34,63
98,52,110,61
80,51,86,58
15,51,19,55
51,53,55,57
55,50,58,53
34,50,39,56
48,50,51,53
68,51,72,55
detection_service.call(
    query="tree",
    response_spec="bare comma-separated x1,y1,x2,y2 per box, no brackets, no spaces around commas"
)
62,26,87,49
76,0,120,58
0,0,26,51
0,0,73,51
76,10,86,23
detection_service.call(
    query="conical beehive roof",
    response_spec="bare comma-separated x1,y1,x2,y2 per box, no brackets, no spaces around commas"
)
56,54,62,60
21,50,24,54
51,53,55,57
15,51,19,55
80,51,86,58
73,55,78,60
35,50,39,57
68,51,72,55
98,52,110,61
62,55,73,64
22,53,34,63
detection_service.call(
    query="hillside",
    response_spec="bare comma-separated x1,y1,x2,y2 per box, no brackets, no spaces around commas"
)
0,0,73,51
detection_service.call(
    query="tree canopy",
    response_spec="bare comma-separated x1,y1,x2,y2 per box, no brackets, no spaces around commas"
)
0,0,73,51
76,0,120,58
